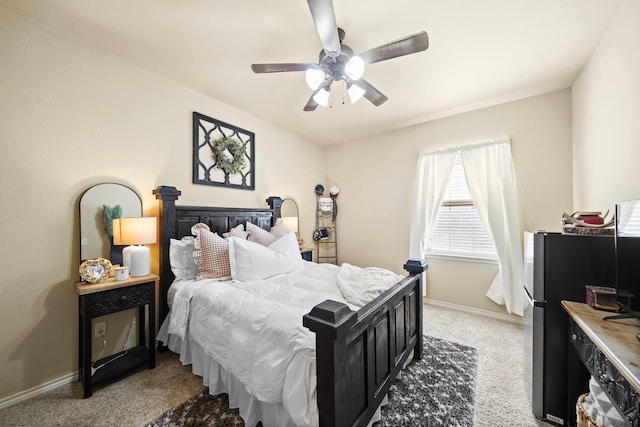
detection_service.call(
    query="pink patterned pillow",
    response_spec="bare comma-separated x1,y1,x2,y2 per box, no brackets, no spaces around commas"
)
270,218,287,239
191,223,230,279
247,218,287,246
223,224,248,240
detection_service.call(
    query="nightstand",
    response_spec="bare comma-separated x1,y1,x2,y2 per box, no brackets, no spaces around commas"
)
300,247,313,261
75,273,158,398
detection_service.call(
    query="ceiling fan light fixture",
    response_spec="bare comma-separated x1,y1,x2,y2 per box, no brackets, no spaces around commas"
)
344,55,365,80
347,83,365,104
313,87,330,107
305,68,326,90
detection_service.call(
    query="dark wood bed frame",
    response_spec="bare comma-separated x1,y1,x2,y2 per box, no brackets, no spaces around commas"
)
153,186,427,427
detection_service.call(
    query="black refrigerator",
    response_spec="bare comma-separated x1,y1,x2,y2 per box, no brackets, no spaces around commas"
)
523,231,615,426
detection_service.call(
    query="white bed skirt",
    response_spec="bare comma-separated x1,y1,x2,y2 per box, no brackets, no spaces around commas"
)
158,318,302,426
157,315,384,427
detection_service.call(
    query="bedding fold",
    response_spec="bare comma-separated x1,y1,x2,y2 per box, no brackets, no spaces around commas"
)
336,262,404,307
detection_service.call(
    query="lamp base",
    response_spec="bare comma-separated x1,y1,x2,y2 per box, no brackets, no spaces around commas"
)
122,245,150,277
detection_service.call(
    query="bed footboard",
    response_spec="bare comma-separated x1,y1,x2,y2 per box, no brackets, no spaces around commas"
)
303,259,427,427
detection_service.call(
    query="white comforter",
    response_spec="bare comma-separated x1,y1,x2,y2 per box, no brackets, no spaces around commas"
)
166,261,402,426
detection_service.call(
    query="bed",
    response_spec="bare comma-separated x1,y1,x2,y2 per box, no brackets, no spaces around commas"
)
153,185,427,427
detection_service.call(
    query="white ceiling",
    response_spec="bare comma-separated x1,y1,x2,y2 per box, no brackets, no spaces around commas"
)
1,0,627,145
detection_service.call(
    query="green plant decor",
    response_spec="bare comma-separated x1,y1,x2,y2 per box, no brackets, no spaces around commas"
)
102,204,123,237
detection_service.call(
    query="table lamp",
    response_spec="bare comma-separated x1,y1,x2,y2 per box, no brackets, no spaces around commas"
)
281,198,304,249
282,216,299,235
112,217,157,277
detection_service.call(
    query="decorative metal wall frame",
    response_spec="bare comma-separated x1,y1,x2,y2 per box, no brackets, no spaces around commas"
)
192,112,255,190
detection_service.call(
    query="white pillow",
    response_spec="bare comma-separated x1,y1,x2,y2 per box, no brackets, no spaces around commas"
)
169,236,199,280
228,231,303,281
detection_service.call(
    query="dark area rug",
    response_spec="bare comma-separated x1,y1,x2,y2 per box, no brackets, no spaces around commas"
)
378,336,477,427
144,336,477,427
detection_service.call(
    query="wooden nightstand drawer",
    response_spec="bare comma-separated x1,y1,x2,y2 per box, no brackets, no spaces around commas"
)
86,282,153,316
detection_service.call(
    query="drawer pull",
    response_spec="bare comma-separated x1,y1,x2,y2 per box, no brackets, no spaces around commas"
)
120,295,127,301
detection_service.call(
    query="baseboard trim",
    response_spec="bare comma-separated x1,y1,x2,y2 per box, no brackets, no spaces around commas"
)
424,298,523,325
0,370,78,410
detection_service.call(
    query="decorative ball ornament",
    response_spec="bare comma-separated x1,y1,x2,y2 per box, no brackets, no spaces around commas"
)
314,184,325,195
329,184,340,198
212,137,246,175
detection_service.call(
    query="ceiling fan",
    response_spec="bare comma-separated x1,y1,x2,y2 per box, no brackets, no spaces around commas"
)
251,0,429,111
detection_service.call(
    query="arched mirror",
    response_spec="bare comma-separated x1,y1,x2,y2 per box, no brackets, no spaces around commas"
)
281,198,304,248
79,183,142,264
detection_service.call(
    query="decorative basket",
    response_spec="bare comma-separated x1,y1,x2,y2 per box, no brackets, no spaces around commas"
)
577,393,600,427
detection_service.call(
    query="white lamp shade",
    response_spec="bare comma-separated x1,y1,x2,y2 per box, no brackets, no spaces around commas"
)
122,245,150,277
282,216,299,233
112,217,157,245
113,217,156,277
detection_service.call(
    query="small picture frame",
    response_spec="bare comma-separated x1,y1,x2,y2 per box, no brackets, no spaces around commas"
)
79,258,113,284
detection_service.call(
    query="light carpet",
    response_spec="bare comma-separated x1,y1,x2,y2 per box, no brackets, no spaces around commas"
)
0,303,552,426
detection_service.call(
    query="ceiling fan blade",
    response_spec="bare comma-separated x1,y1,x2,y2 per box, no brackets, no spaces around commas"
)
359,31,429,65
357,79,388,106
306,0,341,57
303,78,332,111
251,63,314,73
303,96,319,112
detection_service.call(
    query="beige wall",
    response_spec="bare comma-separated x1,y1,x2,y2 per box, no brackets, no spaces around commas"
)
0,8,325,400
572,0,640,210
326,90,573,316
3,0,638,403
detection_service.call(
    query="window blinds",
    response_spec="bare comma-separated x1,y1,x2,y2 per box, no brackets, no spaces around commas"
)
428,153,497,258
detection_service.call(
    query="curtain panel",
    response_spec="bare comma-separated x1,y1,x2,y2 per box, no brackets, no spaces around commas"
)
409,148,458,259
460,139,524,316
409,139,525,316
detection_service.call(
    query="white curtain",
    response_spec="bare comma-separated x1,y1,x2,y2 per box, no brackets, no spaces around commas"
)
409,148,458,260
460,139,525,316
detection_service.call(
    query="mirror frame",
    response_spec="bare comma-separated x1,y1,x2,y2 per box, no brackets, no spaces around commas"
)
280,198,299,222
79,183,142,264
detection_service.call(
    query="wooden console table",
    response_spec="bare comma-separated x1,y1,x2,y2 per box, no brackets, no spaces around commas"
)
562,301,640,426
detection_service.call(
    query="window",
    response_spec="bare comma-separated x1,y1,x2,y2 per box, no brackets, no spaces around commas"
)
427,153,497,260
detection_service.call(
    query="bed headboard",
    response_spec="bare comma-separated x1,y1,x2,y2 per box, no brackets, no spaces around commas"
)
153,186,282,321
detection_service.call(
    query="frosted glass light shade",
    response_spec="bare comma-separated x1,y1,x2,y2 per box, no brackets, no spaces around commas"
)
112,217,157,245
282,216,299,233
305,68,325,90
348,83,365,104
345,56,365,80
313,88,330,107
122,245,150,277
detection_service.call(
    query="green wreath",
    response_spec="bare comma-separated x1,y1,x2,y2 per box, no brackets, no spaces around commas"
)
212,137,246,175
